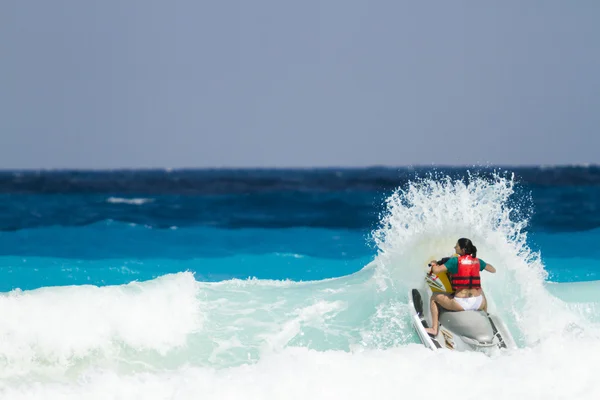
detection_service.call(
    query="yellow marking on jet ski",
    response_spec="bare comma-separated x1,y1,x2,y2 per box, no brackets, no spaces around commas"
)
425,254,458,294
426,272,454,294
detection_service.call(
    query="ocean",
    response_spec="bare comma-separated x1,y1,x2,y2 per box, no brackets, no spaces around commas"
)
0,167,599,399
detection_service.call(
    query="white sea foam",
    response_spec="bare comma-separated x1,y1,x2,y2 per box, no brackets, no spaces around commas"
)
106,197,154,205
2,340,599,399
0,273,202,378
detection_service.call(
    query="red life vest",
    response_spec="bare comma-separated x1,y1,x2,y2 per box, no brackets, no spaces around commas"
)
450,255,481,290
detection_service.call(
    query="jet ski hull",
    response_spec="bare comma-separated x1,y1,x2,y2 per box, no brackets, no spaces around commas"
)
408,286,516,352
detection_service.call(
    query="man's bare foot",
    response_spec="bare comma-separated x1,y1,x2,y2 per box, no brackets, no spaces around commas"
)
425,327,437,336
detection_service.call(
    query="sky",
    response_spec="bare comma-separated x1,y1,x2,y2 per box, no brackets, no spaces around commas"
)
1,1,599,169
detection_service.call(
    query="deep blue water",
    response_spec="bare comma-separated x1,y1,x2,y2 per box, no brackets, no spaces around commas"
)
2,167,600,232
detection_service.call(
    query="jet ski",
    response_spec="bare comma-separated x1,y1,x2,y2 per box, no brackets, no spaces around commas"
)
408,261,516,352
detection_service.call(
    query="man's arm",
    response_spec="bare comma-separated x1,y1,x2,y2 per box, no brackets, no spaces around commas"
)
484,264,496,273
429,261,448,275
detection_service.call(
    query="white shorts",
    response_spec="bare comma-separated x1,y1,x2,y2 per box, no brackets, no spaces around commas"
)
454,295,483,311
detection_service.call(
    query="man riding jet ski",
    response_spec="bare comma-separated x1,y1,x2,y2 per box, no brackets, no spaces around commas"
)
408,238,516,352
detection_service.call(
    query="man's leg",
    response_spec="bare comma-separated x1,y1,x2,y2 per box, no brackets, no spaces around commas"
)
479,293,488,312
425,293,463,336
425,295,440,336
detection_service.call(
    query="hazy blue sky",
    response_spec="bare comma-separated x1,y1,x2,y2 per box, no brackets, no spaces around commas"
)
1,1,599,169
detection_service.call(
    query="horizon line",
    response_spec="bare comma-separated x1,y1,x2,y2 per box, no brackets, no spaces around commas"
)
0,163,598,173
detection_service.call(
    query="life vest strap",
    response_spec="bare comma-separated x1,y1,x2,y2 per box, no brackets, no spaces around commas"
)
450,275,481,288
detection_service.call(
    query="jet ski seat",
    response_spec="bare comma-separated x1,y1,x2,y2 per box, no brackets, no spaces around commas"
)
439,309,495,343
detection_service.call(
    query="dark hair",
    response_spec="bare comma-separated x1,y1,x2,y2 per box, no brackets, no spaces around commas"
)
457,238,477,257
